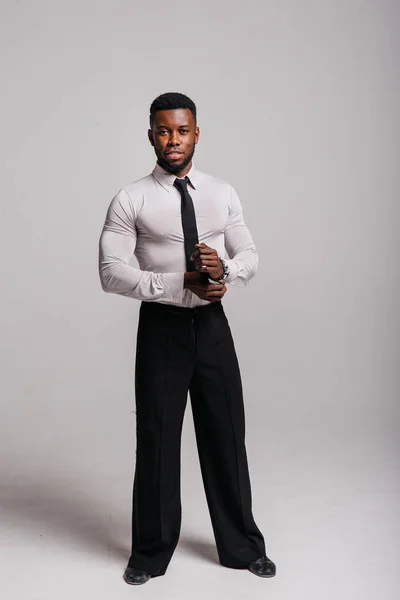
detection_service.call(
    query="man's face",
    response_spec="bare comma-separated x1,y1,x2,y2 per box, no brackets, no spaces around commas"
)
148,108,199,176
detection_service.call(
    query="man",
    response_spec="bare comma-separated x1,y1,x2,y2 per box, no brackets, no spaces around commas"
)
98,92,276,585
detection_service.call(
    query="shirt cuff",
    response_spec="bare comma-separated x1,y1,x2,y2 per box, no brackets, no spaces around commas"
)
224,259,240,285
162,272,185,303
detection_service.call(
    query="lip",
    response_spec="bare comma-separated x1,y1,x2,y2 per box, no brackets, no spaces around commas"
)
165,150,184,158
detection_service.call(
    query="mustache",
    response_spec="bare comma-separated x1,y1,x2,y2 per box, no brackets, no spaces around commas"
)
156,143,196,174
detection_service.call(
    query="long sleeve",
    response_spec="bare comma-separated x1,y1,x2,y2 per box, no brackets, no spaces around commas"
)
223,186,258,286
99,188,185,303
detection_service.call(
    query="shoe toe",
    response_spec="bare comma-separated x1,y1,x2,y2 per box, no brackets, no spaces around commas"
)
123,567,151,585
248,556,276,578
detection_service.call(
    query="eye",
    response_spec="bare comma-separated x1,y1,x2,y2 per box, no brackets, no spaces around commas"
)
158,129,168,135
180,129,189,135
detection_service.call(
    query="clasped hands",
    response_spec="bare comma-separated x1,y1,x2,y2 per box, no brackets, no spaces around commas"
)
183,243,227,301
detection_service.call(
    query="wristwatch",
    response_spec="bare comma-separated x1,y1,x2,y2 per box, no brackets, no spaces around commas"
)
208,257,229,284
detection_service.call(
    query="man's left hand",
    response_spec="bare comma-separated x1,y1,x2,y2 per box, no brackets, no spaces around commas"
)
192,243,224,280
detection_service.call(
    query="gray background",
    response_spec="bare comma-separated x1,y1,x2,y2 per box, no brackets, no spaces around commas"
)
1,1,399,598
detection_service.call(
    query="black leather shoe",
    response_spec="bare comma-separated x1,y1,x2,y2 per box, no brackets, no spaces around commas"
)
248,555,276,578
123,566,152,585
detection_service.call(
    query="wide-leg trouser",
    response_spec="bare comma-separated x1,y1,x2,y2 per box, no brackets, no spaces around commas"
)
127,300,265,576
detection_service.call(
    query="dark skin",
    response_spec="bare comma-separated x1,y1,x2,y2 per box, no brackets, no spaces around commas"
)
148,109,226,302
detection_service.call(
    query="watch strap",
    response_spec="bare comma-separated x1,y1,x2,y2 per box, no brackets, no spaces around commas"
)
209,257,229,284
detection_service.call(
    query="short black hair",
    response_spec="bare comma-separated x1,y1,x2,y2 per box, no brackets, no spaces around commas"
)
149,92,197,126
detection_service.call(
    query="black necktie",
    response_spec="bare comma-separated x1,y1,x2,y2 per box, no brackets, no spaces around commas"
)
174,177,199,272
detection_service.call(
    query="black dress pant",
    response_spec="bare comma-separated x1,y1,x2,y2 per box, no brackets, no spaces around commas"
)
127,300,265,576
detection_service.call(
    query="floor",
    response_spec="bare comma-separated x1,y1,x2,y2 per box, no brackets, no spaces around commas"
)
1,402,398,600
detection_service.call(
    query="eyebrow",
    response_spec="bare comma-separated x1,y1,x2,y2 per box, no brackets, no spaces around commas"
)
156,124,190,129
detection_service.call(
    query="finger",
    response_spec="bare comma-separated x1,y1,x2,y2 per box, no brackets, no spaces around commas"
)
206,288,225,296
198,258,219,265
198,248,217,256
214,289,227,299
198,264,218,271
198,261,219,269
206,284,224,291
197,258,219,267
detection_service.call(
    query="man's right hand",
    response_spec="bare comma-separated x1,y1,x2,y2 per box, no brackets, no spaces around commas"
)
184,272,227,302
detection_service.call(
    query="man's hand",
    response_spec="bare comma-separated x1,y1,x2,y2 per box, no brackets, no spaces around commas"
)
192,243,224,280
184,272,227,301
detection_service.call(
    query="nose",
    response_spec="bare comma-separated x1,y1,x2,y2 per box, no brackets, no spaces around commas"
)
168,131,180,146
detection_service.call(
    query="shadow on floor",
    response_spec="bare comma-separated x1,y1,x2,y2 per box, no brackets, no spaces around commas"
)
0,470,218,566
0,471,129,562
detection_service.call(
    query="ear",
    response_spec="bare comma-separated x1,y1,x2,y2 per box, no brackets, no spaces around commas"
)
195,126,200,144
148,129,154,147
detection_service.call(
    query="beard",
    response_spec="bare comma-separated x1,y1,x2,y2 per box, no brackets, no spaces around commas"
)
155,143,196,175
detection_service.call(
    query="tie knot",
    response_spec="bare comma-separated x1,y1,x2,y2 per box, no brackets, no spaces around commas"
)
174,177,189,192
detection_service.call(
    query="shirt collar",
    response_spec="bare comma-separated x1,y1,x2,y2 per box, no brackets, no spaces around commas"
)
152,162,197,192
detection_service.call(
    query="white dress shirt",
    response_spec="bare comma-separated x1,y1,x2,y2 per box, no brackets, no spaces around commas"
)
98,163,258,308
